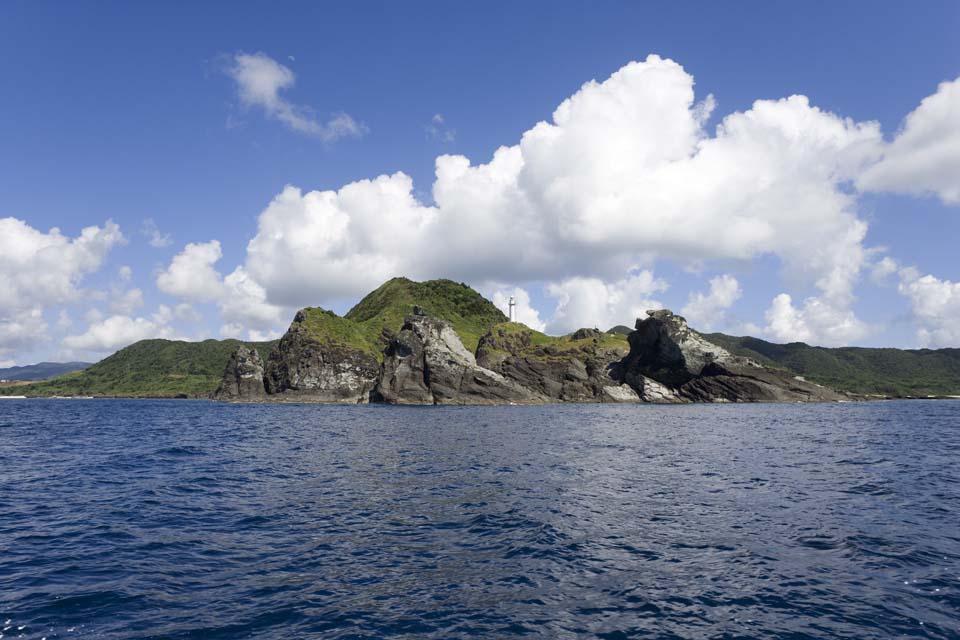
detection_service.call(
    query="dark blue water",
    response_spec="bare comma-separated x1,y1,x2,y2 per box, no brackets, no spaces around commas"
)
1,400,959,639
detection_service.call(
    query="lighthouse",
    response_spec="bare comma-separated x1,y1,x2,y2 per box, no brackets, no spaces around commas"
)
508,296,516,322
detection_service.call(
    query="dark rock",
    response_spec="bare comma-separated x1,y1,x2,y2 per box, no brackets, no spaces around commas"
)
263,310,379,403
476,326,629,402
214,345,266,400
617,310,847,403
376,314,542,405
570,328,601,341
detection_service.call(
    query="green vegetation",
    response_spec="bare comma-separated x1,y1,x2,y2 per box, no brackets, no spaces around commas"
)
0,338,277,398
301,277,509,359
479,322,629,360
704,333,960,396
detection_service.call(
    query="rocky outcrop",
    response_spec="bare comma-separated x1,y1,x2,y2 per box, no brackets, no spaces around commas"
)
375,311,543,405
618,310,846,403
476,325,629,402
263,310,379,403
214,346,266,400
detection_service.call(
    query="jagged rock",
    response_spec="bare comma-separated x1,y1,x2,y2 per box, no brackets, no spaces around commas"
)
376,314,542,405
214,345,266,400
476,325,628,402
618,310,847,403
263,309,379,403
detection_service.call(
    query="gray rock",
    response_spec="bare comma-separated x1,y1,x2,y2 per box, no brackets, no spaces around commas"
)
376,314,543,405
263,309,379,403
214,345,266,400
618,310,847,403
476,326,628,402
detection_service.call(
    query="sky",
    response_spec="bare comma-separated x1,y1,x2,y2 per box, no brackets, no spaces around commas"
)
1,1,959,366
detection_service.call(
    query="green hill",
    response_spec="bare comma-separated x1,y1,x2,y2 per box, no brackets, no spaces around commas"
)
298,277,508,359
0,361,92,381
0,338,277,398
703,333,960,396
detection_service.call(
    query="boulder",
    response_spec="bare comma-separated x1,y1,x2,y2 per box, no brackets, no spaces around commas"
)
214,345,266,400
263,309,379,403
618,310,847,402
375,313,543,405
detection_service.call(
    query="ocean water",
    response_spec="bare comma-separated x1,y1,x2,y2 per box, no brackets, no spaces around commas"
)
0,400,958,639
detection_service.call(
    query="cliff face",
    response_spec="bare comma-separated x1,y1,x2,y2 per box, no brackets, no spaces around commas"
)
259,310,380,403
214,345,266,400
375,311,542,405
476,324,636,402
213,281,851,405
618,310,846,403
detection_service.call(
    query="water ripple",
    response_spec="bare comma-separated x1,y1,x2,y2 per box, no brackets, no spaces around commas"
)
0,399,959,638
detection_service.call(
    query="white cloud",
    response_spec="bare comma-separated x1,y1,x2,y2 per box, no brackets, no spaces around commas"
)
226,51,366,142
118,265,133,281
858,76,960,205
426,113,456,143
0,308,48,364
63,308,178,354
174,303,202,323
870,256,899,284
545,270,667,334
234,55,882,331
491,287,545,331
0,218,123,361
681,275,742,331
763,293,871,346
156,240,225,302
897,270,960,347
141,218,172,248
57,309,73,330
157,241,287,339
109,288,144,315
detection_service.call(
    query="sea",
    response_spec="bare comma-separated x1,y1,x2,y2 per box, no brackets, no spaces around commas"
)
0,399,958,639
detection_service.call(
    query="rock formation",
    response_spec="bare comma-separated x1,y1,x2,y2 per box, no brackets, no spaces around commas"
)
214,300,850,405
476,324,632,402
375,310,542,405
214,345,266,400
262,309,380,403
617,310,846,403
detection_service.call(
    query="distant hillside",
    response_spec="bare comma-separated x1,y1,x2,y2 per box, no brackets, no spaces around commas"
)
703,333,960,396
298,277,508,360
0,361,91,381
0,339,276,398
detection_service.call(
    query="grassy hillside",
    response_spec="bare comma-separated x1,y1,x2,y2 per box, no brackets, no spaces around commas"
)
704,333,960,396
480,322,629,359
299,277,509,360
0,339,276,398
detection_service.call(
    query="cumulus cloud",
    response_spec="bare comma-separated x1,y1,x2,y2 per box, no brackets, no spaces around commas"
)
156,240,226,302
858,76,960,205
545,270,667,334
491,287,545,331
226,51,366,142
63,307,178,354
233,55,881,334
141,218,172,248
681,275,742,331
0,218,123,362
763,293,871,346
157,240,287,339
897,270,960,347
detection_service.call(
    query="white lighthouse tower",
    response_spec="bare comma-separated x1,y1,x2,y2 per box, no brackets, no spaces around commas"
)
508,295,516,322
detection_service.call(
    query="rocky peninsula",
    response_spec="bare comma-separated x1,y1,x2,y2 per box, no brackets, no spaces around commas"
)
214,279,845,404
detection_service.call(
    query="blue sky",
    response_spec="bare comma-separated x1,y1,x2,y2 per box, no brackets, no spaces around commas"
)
1,1,958,365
